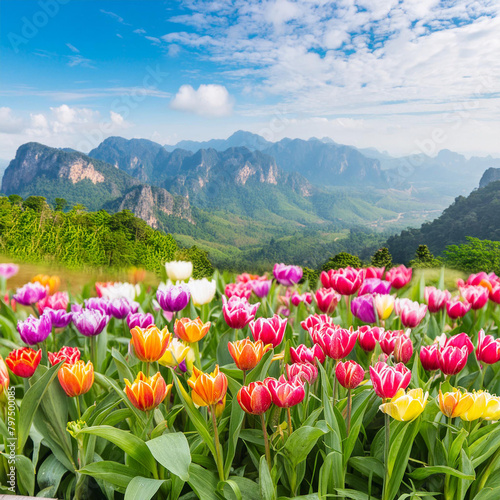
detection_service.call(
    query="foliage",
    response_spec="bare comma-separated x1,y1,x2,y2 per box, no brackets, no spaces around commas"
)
322,251,363,271
371,247,393,268
409,244,442,268
443,237,500,274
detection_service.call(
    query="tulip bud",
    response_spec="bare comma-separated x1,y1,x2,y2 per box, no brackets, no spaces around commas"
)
225,282,252,300
460,391,487,421
290,344,325,364
237,381,272,415
419,344,440,371
156,283,191,313
476,329,500,365
314,288,340,314
424,287,451,313
351,294,376,323
315,325,357,360
159,338,190,368
228,338,272,371
446,298,471,319
165,261,193,281
437,345,469,375
13,281,47,306
286,362,318,384
131,325,171,362
385,265,412,289
188,278,217,306
394,334,413,364
328,267,364,295
373,294,395,321
460,285,489,310
379,330,406,356
395,298,427,328
73,309,109,337
175,317,211,343
336,360,364,389
125,372,171,411
358,278,392,296
222,296,260,330
126,312,155,330
17,314,52,345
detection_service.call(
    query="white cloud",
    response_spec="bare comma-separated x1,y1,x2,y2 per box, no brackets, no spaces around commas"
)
0,108,23,134
170,84,234,117
66,43,80,53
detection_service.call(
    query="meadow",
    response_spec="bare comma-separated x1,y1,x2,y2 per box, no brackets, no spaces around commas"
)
1,260,500,500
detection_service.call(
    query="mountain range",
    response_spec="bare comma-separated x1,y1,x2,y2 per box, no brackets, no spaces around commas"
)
2,131,499,268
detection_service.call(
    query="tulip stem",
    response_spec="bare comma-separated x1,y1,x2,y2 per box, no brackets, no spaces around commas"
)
347,388,352,434
76,395,81,420
210,404,225,481
90,336,96,370
287,407,293,436
192,342,201,369
52,326,57,351
333,361,339,404
479,363,486,390
242,370,247,386
260,413,272,471
382,411,390,500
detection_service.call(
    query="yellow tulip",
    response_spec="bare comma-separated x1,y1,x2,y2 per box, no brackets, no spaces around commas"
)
159,339,190,368
438,388,474,418
379,388,428,421
461,391,487,421
373,294,395,321
483,393,500,421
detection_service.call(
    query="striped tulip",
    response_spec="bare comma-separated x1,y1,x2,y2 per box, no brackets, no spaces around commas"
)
175,317,211,343
130,325,171,362
6,348,42,378
237,381,273,415
58,360,94,397
228,338,272,371
124,372,170,411
188,365,227,407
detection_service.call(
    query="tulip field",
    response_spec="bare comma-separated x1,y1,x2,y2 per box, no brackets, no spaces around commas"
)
2,262,500,500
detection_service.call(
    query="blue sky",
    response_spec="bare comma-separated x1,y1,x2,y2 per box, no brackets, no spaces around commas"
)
1,0,500,159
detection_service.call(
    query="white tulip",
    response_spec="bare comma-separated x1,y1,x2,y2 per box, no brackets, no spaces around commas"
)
165,261,193,281
188,278,216,306
100,282,140,301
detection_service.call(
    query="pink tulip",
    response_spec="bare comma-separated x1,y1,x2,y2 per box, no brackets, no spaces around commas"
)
395,298,427,328
225,282,252,300
476,329,500,365
222,296,260,330
379,330,406,356
273,263,303,287
300,314,334,332
315,325,357,360
358,278,391,296
438,345,469,375
286,362,318,384
265,375,305,408
364,267,385,279
490,283,500,305
420,344,440,371
457,272,495,288
459,285,489,310
336,360,364,389
291,291,312,307
394,334,413,364
386,265,412,289
321,267,364,295
314,288,340,314
446,333,474,355
446,297,471,319
249,314,286,348
37,291,69,314
369,362,411,399
424,286,451,313
290,344,326,365
357,325,383,352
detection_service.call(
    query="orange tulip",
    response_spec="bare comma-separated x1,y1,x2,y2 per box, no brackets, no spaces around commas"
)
175,317,211,343
188,365,227,407
228,337,272,371
32,274,60,294
0,355,9,403
124,371,171,411
6,348,41,378
130,325,171,362
58,360,94,397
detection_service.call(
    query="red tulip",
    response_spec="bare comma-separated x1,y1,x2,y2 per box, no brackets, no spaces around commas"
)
336,360,364,389
286,362,318,384
386,265,412,289
6,348,42,378
315,325,357,360
369,362,411,399
424,287,451,313
420,344,440,371
300,314,334,332
446,333,474,354
237,381,273,415
460,285,489,310
357,326,383,352
476,329,500,365
490,283,500,305
438,345,469,375
290,344,326,364
314,288,340,314
329,267,364,295
265,375,305,408
48,346,81,366
394,334,413,364
395,298,427,328
364,267,385,279
249,314,287,348
446,298,471,319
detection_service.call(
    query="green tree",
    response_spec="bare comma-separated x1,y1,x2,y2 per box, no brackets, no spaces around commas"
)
371,247,392,268
322,252,362,271
8,194,23,205
54,197,68,212
443,237,500,274
409,244,441,268
22,196,48,212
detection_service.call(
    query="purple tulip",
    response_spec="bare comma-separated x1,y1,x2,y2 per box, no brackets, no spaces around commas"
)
43,308,73,329
178,359,188,373
108,298,139,319
351,294,376,323
71,303,83,314
156,283,190,313
0,263,19,280
13,282,47,306
126,312,154,330
84,297,110,315
251,279,272,298
358,278,392,296
73,309,109,337
17,314,52,345
273,263,303,287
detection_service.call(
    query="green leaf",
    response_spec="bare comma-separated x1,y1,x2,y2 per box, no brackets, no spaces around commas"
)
77,425,157,476
259,455,276,500
146,432,191,481
124,477,166,500
348,456,384,480
15,454,35,496
18,362,61,453
79,461,140,493
246,349,274,383
473,487,500,500
283,426,325,469
37,454,68,496
187,463,221,500
224,394,245,478
409,465,475,481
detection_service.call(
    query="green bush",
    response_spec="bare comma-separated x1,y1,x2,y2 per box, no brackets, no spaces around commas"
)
371,247,392,268
443,237,500,274
322,252,362,271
